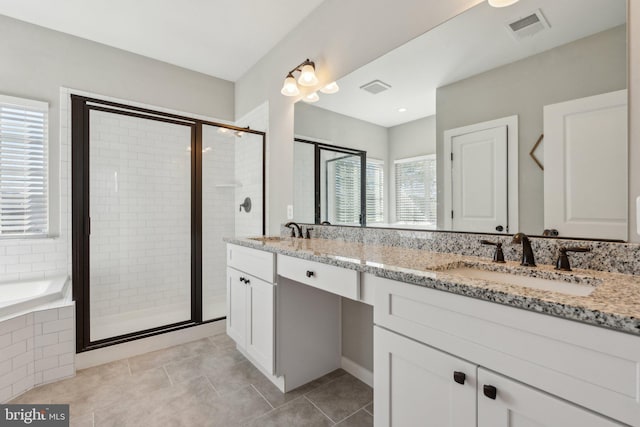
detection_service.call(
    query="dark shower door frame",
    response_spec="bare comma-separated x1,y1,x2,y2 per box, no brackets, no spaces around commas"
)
71,95,266,353
294,138,366,226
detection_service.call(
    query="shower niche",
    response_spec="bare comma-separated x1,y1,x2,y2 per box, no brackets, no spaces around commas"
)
71,95,265,351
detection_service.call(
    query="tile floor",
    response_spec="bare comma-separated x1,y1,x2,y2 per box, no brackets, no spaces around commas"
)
10,333,374,426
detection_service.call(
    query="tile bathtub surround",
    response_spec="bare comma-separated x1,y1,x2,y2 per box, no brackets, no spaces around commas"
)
227,236,640,335
10,334,373,427
0,304,75,403
280,224,640,276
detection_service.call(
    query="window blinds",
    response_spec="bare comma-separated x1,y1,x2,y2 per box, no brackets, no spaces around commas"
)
0,95,49,236
331,157,384,224
395,155,436,224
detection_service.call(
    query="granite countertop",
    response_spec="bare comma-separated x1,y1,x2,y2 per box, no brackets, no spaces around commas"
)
224,236,640,336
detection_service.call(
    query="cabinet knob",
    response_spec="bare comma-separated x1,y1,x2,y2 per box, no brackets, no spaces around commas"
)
306,270,315,278
483,385,497,400
453,371,466,385
239,277,246,283
245,279,251,285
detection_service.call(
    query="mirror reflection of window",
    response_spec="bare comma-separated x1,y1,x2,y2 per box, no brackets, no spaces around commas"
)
366,159,384,224
394,155,437,227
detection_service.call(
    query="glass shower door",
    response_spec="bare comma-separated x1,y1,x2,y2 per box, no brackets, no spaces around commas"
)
88,110,193,342
201,124,263,321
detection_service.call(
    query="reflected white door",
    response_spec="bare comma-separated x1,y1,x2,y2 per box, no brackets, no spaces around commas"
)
450,126,508,233
543,90,627,240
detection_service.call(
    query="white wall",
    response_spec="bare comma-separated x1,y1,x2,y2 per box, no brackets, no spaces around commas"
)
0,15,234,283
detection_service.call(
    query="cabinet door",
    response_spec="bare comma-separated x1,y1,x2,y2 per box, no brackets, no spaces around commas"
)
478,368,623,427
226,267,246,346
374,326,476,427
246,275,275,374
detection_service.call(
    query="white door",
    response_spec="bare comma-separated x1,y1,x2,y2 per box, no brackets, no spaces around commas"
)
478,368,623,427
544,90,627,240
226,267,246,346
374,326,477,427
450,126,508,233
246,276,275,374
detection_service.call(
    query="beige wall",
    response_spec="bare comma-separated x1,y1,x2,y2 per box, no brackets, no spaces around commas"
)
436,26,627,234
630,2,640,242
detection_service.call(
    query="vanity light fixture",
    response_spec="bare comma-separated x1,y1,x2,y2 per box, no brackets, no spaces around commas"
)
302,92,320,103
280,59,339,100
488,0,520,7
320,81,340,94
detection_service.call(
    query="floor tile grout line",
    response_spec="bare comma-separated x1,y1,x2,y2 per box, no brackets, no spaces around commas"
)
301,371,348,398
250,383,275,410
334,401,373,425
126,359,132,377
205,375,221,397
304,395,337,424
162,365,173,386
362,401,374,416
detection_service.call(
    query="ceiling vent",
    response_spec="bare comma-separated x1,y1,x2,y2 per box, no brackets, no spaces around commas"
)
360,80,391,95
506,9,550,40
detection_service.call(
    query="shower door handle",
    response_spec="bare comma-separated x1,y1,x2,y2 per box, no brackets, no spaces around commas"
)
86,217,91,236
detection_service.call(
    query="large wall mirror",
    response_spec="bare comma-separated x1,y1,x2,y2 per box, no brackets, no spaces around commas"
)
293,0,628,241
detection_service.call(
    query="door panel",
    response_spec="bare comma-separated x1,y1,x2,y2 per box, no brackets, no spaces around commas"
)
226,268,246,346
543,90,627,240
246,276,275,374
374,326,476,427
478,368,622,427
451,126,508,233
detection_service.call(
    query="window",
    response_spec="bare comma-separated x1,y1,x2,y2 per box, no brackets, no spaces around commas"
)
395,154,436,224
0,95,49,237
331,157,384,225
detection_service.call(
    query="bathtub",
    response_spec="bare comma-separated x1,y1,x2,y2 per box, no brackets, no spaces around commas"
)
0,275,70,318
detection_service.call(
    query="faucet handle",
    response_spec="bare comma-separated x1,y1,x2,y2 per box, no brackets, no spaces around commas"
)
305,227,314,239
555,246,591,271
480,240,505,263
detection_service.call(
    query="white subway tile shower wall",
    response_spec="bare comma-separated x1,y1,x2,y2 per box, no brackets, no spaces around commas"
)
202,125,236,320
88,110,192,339
234,133,264,237
235,102,269,235
0,305,75,403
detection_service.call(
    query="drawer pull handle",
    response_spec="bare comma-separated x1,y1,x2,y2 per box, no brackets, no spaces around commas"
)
453,371,466,385
306,270,315,278
483,385,497,400
245,279,251,285
239,277,246,283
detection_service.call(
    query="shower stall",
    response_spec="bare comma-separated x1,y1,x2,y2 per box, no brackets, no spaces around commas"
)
71,95,264,351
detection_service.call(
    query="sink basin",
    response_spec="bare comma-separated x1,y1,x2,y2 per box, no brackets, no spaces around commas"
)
248,236,286,243
442,264,599,297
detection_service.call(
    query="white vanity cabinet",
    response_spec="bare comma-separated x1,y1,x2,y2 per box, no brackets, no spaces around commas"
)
374,326,476,427
372,275,639,426
478,368,622,427
226,244,275,374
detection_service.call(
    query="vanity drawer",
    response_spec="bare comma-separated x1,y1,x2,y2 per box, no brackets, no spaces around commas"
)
227,244,275,283
277,255,360,300
372,275,640,426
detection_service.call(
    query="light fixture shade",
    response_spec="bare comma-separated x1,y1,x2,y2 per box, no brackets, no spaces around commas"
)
488,0,519,7
281,74,300,96
320,81,340,94
302,92,320,103
298,63,319,87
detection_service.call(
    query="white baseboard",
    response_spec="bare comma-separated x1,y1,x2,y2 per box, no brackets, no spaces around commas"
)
75,321,226,369
341,356,373,388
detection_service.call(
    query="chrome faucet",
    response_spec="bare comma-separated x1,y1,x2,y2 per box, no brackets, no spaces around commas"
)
285,222,302,238
512,233,536,267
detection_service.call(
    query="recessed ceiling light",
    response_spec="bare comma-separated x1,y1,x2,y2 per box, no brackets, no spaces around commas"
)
398,108,407,113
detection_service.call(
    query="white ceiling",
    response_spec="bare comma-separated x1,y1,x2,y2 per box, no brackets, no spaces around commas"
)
313,0,626,128
0,0,326,81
